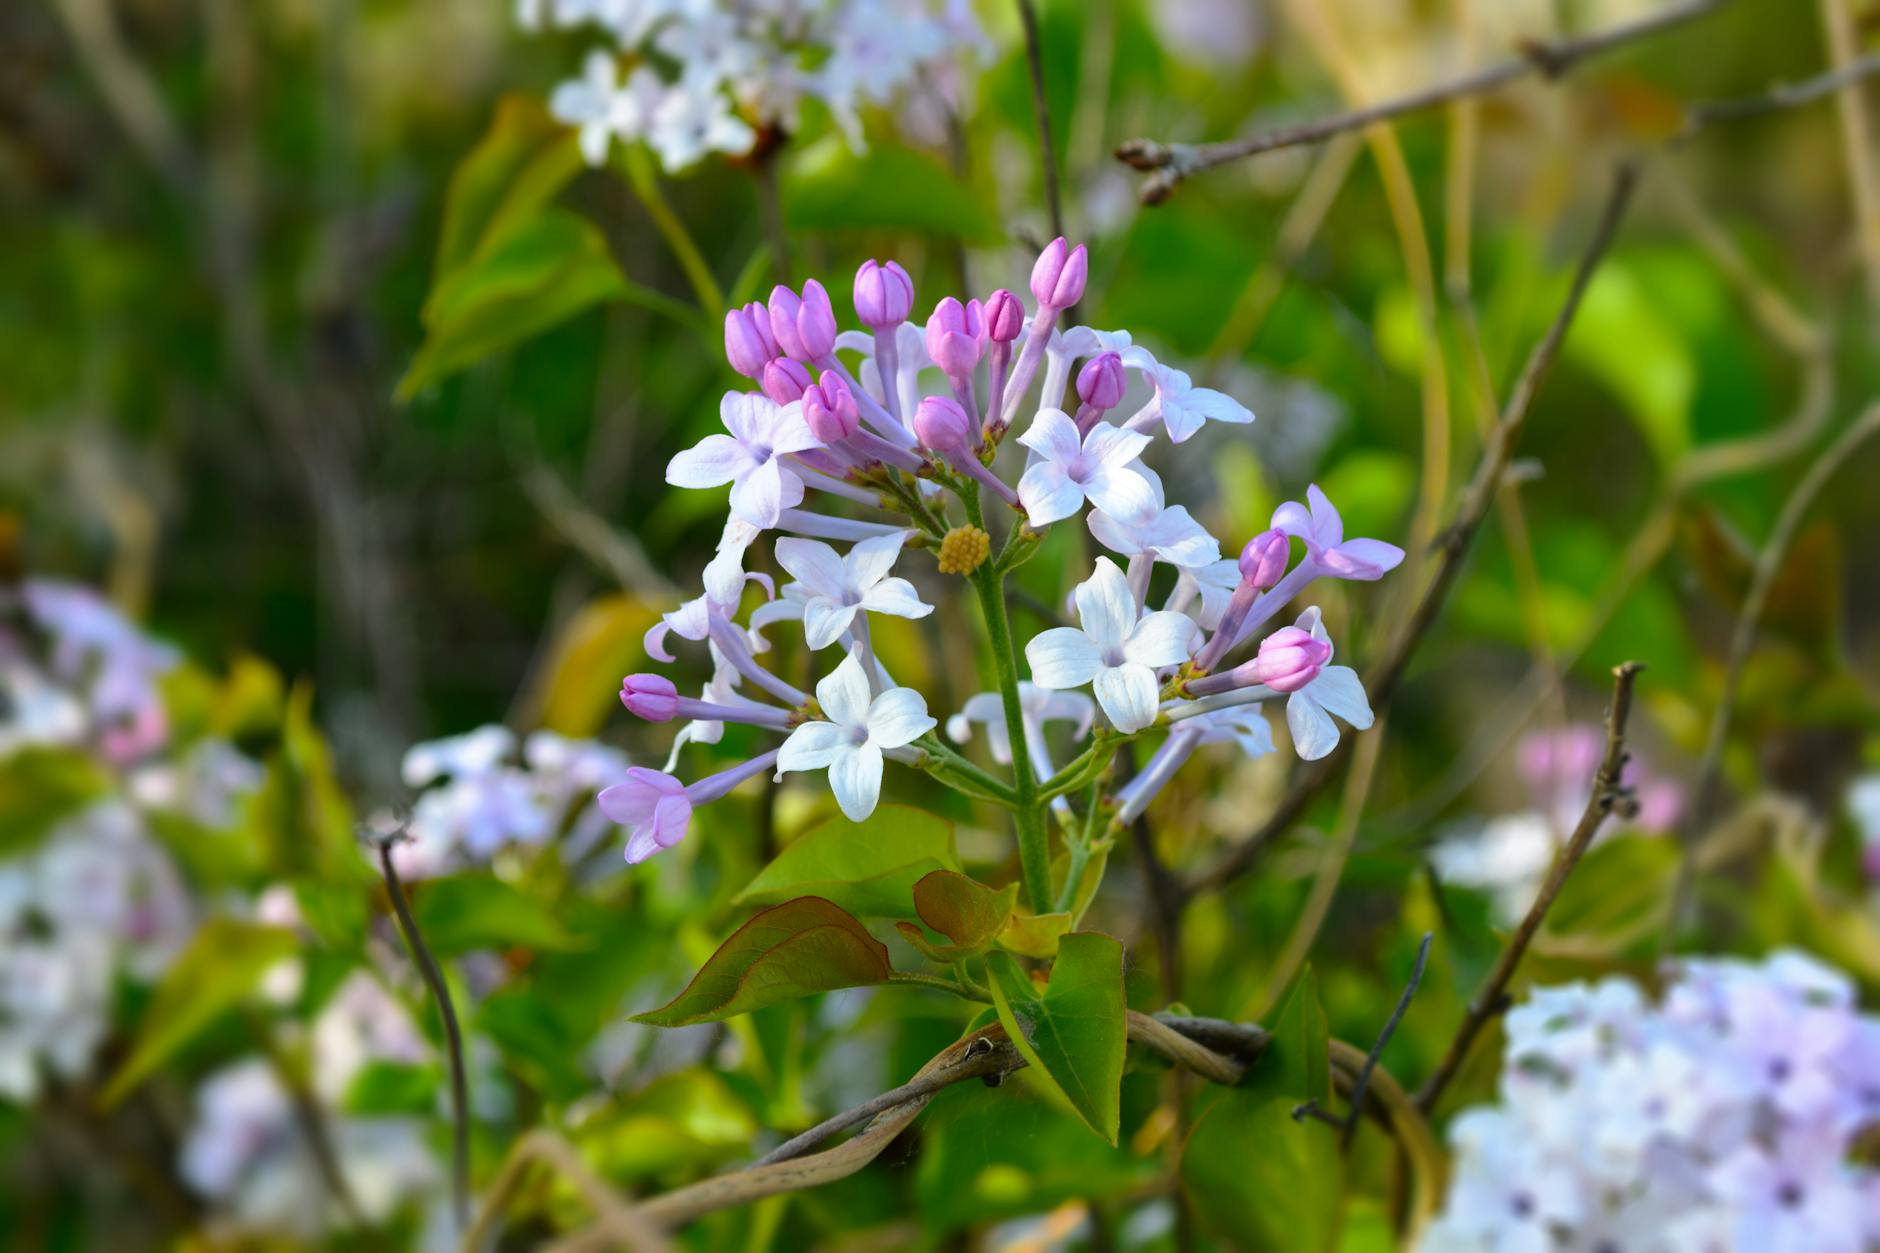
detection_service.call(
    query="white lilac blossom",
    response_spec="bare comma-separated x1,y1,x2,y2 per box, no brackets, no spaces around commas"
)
613,237,1400,862
1432,723,1683,924
394,724,631,876
530,0,986,173
1424,951,1880,1253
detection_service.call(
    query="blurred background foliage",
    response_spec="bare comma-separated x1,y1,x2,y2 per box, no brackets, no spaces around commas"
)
6,0,1880,1247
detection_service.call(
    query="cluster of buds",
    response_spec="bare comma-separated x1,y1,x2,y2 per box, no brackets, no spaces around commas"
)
604,236,1404,871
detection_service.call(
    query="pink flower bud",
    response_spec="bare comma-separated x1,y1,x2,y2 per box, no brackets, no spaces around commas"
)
853,259,914,329
925,296,986,377
1238,528,1289,589
1029,237,1089,310
1242,627,1331,694
724,303,780,378
803,372,860,443
913,395,973,451
986,288,1025,343
1076,351,1126,410
768,279,838,362
621,673,680,721
761,358,812,406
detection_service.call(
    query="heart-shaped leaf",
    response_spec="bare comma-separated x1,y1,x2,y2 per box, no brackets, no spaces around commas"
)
736,804,960,919
896,871,1017,962
632,897,892,1027
986,933,1127,1143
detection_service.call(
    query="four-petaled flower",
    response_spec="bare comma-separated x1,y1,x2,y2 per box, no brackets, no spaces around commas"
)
1025,558,1197,733
1087,503,1221,571
773,532,932,650
1281,608,1374,760
1272,485,1406,581
777,650,935,821
597,768,693,865
1130,359,1253,444
1016,410,1158,527
667,393,823,528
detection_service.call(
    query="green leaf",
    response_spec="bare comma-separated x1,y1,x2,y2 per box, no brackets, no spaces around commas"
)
245,683,359,881
101,920,300,1107
293,878,369,950
985,933,1127,1144
1565,259,1694,466
1258,966,1332,1106
409,874,584,957
783,138,1002,242
0,748,112,856
397,210,630,401
632,897,892,1028
577,1070,759,1179
434,93,584,281
736,804,960,919
996,910,1073,959
343,1060,442,1117
1182,1083,1344,1251
896,871,1018,963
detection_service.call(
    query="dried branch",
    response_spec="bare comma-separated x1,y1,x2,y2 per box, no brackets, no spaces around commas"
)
1679,50,1880,137
375,835,471,1234
1338,932,1432,1148
1183,160,1640,902
1662,402,1880,945
1414,662,1646,1114
1117,0,1725,203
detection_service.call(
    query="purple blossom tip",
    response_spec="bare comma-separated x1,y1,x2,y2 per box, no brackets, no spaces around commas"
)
761,357,812,406
913,395,973,451
853,259,914,328
621,673,680,721
724,303,780,378
804,372,860,443
1076,351,1126,410
1029,237,1088,310
768,279,837,362
1242,626,1331,694
1238,528,1289,589
925,296,987,377
986,288,1025,343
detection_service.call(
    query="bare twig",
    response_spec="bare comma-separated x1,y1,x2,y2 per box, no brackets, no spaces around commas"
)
1015,0,1065,244
1679,50,1880,137
1327,1041,1446,1244
1414,662,1646,1114
1662,403,1880,945
1338,932,1431,1148
1183,161,1640,901
375,835,471,1233
464,1129,673,1253
1117,0,1726,202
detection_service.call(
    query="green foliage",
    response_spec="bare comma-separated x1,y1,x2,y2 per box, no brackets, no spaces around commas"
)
99,920,300,1108
409,874,584,957
985,932,1128,1144
895,870,1018,962
783,138,1002,241
632,897,893,1027
0,748,111,857
577,1071,759,1180
736,804,961,919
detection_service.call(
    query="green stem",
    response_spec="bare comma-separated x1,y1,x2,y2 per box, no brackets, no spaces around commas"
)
1038,736,1123,801
1055,782,1108,914
914,738,1019,807
616,145,724,318
963,490,1054,914
887,970,991,1002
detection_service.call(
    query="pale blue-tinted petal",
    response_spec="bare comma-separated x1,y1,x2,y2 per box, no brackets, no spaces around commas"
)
1322,538,1405,581
1287,692,1340,761
1125,611,1199,668
774,538,848,598
728,457,799,528
1086,508,1145,557
1271,498,1315,542
1082,466,1159,525
1018,462,1085,527
1306,665,1373,730
1017,407,1084,462
846,532,907,588
1025,627,1103,689
1083,422,1153,469
860,577,933,620
865,687,936,748
1073,557,1138,651
666,434,748,488
801,598,856,651
777,721,848,773
1306,484,1344,546
1093,663,1160,734
814,650,874,727
828,743,884,821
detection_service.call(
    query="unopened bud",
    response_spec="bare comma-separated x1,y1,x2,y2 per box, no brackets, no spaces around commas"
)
803,372,860,443
1238,528,1289,590
1239,627,1331,694
724,303,780,378
913,395,973,451
1077,351,1126,410
761,358,812,406
985,288,1025,343
1029,237,1088,310
768,279,837,361
925,296,987,378
620,673,680,721
853,259,915,329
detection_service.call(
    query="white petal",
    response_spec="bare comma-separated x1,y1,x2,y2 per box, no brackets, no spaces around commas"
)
777,721,848,773
1073,557,1138,652
859,578,933,620
1017,462,1084,527
801,598,858,651
1093,664,1160,734
1016,407,1083,463
728,458,799,528
1040,690,1097,735
1082,422,1153,468
1082,466,1159,524
1306,665,1373,730
774,538,848,597
1086,508,1145,557
865,687,936,748
767,402,823,455
666,435,748,488
1025,627,1104,689
845,533,907,588
814,649,874,727
1287,693,1340,761
827,743,884,821
1124,611,1198,668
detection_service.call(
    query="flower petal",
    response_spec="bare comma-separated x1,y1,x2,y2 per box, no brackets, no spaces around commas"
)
1025,627,1104,689
1286,692,1340,761
801,598,857,651
1322,538,1405,581
1124,611,1198,669
859,577,932,620
1271,499,1315,543
1017,462,1085,527
1306,484,1344,547
666,434,748,489
1093,663,1159,733
865,686,936,748
845,532,907,588
1082,422,1153,468
1073,557,1138,651
1085,508,1145,557
815,649,874,727
1306,665,1373,730
1016,407,1083,463
828,742,884,821
777,721,849,773
768,401,823,455
774,538,848,597
1082,466,1159,524
728,457,801,528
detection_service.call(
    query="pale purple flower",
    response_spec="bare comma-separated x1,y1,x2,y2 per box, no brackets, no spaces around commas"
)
1016,410,1158,527
1271,485,1405,581
666,392,824,528
1280,607,1372,761
1025,558,1197,733
1124,360,1253,444
775,650,935,821
599,767,692,863
549,52,662,164
774,532,932,650
1087,503,1221,571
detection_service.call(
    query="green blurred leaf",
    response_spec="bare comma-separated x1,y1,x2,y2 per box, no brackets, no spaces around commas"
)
245,684,359,881
522,594,660,737
895,870,1017,962
293,878,370,950
736,804,960,919
343,1060,441,1117
1258,966,1332,1106
1565,260,1694,466
410,874,584,957
100,920,299,1107
435,94,584,278
1542,833,1678,953
985,932,1127,1144
1317,451,1415,549
783,138,1001,242
579,1070,759,1180
0,748,111,857
632,897,892,1027
997,909,1073,959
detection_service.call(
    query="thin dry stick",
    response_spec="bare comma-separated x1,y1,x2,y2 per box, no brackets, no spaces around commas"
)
376,838,471,1233
1814,0,1880,314
1183,160,1640,902
1415,662,1646,1114
1015,0,1065,244
1116,0,1728,203
1339,932,1433,1149
1328,1040,1446,1243
1661,402,1880,945
463,1129,674,1253
520,462,680,601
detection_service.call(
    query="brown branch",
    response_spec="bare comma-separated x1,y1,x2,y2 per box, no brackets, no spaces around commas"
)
1182,160,1640,902
1661,402,1880,945
1117,0,1726,203
1015,0,1065,245
1414,661,1646,1115
1679,49,1880,137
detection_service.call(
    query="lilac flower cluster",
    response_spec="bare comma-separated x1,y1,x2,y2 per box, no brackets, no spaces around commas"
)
391,724,633,877
529,0,985,171
1426,952,1880,1252
1432,723,1683,924
604,237,1404,865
